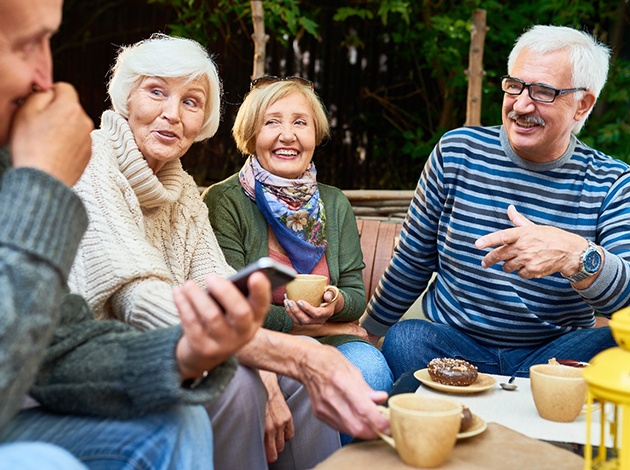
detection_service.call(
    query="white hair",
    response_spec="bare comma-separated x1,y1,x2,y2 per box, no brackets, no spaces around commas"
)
107,33,222,141
508,25,611,134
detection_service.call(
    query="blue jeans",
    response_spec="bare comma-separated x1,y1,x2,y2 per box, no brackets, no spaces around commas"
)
381,319,617,381
2,405,213,469
0,442,87,470
336,341,393,446
337,341,393,393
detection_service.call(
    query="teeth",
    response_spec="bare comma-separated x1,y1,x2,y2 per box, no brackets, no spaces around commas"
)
275,150,298,156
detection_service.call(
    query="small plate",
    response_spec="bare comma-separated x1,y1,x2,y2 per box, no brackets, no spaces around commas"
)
414,368,497,394
457,414,487,439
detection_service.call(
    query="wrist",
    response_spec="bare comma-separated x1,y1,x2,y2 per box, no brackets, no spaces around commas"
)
562,239,602,283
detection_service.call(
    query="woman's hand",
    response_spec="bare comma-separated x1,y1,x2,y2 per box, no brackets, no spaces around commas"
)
283,287,344,325
290,321,369,340
259,370,295,463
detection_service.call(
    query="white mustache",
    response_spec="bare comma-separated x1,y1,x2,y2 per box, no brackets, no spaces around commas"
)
508,111,546,127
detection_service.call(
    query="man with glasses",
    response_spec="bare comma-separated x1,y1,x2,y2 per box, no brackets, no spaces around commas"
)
361,25,630,381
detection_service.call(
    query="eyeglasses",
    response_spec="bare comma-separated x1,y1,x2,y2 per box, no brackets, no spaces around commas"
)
250,76,314,91
500,75,587,103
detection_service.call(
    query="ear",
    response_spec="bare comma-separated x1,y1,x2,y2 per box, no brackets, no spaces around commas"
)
574,91,597,121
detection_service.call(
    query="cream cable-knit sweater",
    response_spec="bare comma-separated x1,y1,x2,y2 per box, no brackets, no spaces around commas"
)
69,110,235,330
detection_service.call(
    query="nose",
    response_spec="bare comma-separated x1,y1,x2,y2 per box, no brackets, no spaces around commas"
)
160,98,181,122
32,39,53,91
511,89,536,114
279,124,296,142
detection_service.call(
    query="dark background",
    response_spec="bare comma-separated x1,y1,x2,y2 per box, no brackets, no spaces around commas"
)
51,1,630,190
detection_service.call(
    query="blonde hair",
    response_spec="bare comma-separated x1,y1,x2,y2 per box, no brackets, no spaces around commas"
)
232,80,330,155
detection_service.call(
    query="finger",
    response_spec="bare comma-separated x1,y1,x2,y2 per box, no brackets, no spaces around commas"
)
264,433,278,464
245,271,272,319
173,285,195,327
475,226,519,250
507,204,534,227
285,417,295,441
181,280,223,332
275,427,285,454
284,299,308,325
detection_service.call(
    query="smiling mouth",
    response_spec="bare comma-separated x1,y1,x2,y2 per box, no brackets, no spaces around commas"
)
508,111,545,128
274,149,299,157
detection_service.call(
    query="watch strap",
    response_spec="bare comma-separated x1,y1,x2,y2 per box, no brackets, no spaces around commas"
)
562,240,601,283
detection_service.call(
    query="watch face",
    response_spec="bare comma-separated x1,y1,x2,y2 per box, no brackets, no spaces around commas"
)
583,248,602,273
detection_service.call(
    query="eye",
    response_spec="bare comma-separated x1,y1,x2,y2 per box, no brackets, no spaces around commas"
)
150,88,164,97
532,86,556,101
264,119,279,126
295,119,308,126
183,98,198,107
505,80,521,91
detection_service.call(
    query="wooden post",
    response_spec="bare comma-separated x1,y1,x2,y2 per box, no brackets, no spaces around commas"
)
250,0,268,80
464,9,488,126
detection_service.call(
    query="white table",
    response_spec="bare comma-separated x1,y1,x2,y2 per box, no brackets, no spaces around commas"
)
415,373,610,446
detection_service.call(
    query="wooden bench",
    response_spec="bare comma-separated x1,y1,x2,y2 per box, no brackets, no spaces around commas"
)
356,218,403,302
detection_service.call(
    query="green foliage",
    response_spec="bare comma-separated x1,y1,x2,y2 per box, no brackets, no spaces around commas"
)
147,0,319,44
149,0,630,184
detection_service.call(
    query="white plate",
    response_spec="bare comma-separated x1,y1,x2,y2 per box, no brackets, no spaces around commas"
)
414,368,497,394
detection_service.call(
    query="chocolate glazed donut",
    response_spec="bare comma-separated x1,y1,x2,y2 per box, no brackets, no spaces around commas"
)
427,358,478,386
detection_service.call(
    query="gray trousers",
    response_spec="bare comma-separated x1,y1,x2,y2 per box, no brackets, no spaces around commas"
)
206,364,341,470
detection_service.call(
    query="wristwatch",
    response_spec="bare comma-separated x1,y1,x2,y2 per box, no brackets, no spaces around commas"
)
563,240,602,283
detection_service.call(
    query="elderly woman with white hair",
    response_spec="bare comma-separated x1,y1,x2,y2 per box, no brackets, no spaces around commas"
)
68,34,235,328
68,34,347,470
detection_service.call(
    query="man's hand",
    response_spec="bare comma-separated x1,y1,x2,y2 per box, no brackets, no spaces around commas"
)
475,204,587,279
259,370,295,463
297,344,389,439
10,83,93,186
237,331,390,440
174,272,270,381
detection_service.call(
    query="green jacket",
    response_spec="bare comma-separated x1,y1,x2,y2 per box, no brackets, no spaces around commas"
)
203,174,366,347
0,148,234,437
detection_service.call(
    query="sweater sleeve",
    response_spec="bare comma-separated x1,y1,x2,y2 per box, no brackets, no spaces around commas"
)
0,162,88,432
69,139,183,329
322,185,366,322
361,146,441,337
31,293,236,419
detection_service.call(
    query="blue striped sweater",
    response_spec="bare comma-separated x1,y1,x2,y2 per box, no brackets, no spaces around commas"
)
362,126,630,347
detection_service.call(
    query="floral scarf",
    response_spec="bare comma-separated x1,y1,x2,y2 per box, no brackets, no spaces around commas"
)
239,156,327,273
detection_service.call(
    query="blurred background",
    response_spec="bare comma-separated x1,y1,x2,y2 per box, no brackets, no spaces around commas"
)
52,0,630,190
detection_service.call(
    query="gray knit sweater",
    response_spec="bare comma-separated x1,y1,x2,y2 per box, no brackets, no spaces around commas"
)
0,148,235,437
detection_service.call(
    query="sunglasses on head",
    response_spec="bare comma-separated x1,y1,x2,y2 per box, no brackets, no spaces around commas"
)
249,76,314,91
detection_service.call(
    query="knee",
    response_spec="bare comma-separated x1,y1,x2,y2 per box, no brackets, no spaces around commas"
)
0,442,87,470
382,319,430,353
337,342,393,393
218,365,267,408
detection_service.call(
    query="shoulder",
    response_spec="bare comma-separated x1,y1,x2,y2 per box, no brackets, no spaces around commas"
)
574,139,630,176
203,174,241,202
440,125,501,147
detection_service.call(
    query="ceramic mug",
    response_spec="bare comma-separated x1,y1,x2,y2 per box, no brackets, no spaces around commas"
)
376,393,462,468
285,274,340,307
530,364,587,422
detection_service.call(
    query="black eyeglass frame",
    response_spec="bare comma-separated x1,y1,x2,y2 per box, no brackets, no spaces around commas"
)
250,75,314,91
500,75,587,103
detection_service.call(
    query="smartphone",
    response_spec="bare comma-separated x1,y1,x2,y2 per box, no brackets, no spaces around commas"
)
228,257,297,296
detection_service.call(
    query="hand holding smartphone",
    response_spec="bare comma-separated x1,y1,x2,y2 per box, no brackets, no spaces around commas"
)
227,257,297,296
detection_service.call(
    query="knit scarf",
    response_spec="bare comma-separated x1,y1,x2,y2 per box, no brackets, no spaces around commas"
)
239,156,327,274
